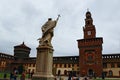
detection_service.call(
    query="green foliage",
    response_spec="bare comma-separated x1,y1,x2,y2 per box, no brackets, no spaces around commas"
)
0,72,29,79
0,72,10,78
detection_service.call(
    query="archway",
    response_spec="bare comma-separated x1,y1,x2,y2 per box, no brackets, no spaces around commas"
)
88,69,93,76
109,70,113,77
57,70,61,76
64,70,67,75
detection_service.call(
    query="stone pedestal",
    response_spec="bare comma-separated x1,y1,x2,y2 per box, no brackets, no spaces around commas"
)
32,46,54,80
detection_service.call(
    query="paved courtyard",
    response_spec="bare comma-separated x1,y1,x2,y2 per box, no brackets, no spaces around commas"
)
0,76,120,80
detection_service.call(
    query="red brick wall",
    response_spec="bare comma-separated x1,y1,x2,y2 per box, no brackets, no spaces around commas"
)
77,38,103,77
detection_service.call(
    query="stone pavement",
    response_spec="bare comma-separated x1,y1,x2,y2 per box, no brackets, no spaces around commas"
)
1,77,119,80
56,76,93,80
0,77,90,80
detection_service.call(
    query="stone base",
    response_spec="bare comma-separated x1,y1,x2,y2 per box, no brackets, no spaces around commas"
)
32,45,54,80
32,73,55,80
32,76,54,80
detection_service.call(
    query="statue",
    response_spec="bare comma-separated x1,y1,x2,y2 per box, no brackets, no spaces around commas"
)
38,15,60,47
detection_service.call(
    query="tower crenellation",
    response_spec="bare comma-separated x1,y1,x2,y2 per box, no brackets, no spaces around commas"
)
78,38,103,48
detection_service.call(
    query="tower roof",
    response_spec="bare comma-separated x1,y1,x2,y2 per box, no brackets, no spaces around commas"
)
86,11,91,15
14,42,31,50
86,10,92,18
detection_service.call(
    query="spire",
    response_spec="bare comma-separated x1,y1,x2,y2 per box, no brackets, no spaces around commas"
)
87,8,89,12
83,10,96,39
22,41,24,45
86,11,91,18
85,10,93,26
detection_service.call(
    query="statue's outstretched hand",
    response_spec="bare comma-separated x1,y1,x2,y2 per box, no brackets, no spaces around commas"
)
56,14,60,21
58,14,61,17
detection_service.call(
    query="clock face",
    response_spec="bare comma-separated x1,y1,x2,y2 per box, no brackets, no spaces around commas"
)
87,31,91,35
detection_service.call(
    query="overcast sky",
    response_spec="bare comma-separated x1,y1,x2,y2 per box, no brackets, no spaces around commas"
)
0,0,120,57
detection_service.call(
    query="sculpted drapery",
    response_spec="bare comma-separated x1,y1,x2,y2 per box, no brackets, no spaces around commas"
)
38,15,60,47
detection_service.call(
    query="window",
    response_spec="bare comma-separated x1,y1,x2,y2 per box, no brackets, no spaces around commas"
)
103,63,107,68
111,63,115,68
68,64,71,68
119,71,120,76
109,70,113,76
54,64,57,67
88,55,93,61
72,64,74,67
31,64,33,67
77,64,79,67
64,70,67,75
59,64,62,67
33,64,35,67
117,63,120,68
58,70,61,76
64,64,66,68
87,21,90,25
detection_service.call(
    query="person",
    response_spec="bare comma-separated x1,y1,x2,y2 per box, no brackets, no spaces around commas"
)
10,72,13,80
93,72,96,79
102,72,105,79
3,73,7,79
84,77,88,80
20,72,26,80
13,72,17,80
38,15,60,47
68,73,72,80
82,76,88,80
30,71,34,78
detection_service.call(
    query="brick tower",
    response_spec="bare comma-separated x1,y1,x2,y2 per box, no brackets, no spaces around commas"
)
77,11,103,77
14,42,31,58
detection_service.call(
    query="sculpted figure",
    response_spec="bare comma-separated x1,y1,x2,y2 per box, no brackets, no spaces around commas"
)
38,15,60,47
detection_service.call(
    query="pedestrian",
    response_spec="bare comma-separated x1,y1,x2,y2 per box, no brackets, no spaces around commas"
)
10,72,14,80
4,73,7,79
102,72,105,79
68,73,72,80
84,77,87,80
13,72,17,80
30,71,34,78
94,73,96,79
20,72,25,80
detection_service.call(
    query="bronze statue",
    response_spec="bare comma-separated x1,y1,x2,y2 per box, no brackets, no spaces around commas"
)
38,15,60,47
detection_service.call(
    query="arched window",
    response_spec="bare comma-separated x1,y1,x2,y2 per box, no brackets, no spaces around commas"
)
119,71,120,76
109,70,113,76
64,70,67,75
58,70,61,76
88,69,93,76
64,64,67,68
111,63,115,68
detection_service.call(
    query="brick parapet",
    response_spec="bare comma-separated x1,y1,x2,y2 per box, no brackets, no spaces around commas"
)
77,37,103,48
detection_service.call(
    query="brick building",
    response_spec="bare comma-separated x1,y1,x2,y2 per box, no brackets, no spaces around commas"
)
77,11,103,77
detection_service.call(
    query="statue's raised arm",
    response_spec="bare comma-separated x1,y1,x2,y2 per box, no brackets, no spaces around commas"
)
38,15,60,47
56,14,60,22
